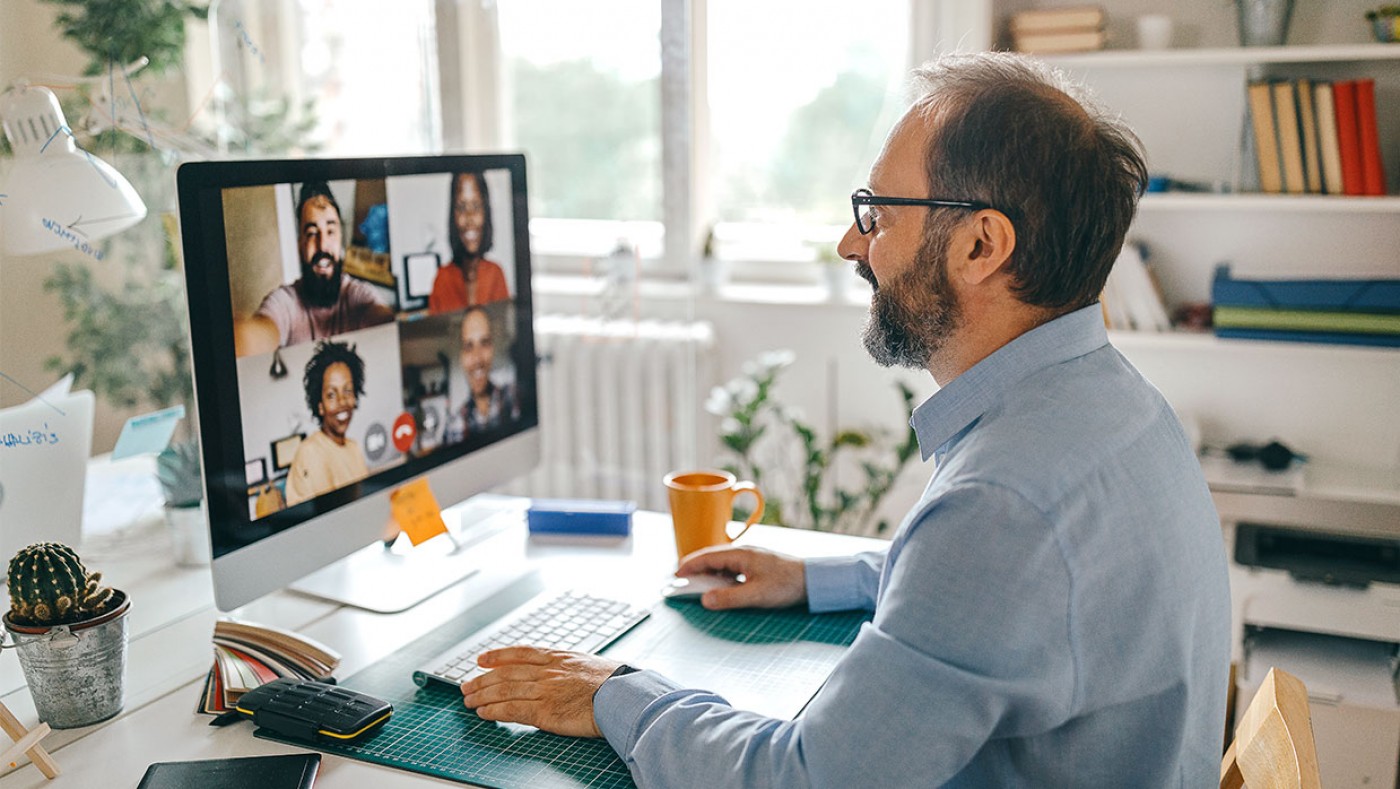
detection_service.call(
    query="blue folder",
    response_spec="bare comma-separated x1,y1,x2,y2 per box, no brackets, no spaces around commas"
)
1214,327,1400,348
1212,265,1400,312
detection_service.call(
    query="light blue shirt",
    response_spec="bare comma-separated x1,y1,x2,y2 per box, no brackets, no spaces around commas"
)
595,304,1231,787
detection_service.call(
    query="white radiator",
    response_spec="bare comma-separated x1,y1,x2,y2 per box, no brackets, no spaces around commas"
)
502,315,717,511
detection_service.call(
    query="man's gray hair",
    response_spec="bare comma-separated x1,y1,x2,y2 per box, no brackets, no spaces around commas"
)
909,52,1147,312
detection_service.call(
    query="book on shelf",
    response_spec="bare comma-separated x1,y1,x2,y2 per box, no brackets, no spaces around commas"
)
1247,81,1284,194
1008,5,1105,34
1213,305,1400,335
1271,81,1307,194
197,619,341,715
1101,242,1170,332
1009,6,1105,53
1312,82,1345,195
1012,28,1106,53
1213,327,1400,348
1355,78,1387,196
1295,78,1323,194
1247,76,1387,197
1333,80,1365,196
1211,265,1400,313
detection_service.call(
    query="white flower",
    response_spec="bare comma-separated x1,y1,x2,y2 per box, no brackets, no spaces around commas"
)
721,417,741,435
730,378,759,406
758,349,796,372
705,386,733,416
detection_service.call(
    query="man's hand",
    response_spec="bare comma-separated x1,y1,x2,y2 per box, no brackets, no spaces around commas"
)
460,647,622,738
676,546,807,610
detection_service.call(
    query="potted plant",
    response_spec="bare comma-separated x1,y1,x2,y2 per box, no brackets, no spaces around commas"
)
1366,5,1400,42
157,440,209,565
813,242,854,303
707,350,919,535
2,542,131,728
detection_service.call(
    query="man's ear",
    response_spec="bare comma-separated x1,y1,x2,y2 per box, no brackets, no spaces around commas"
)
952,209,1016,285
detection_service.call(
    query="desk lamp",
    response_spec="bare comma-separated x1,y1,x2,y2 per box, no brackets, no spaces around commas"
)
0,84,147,256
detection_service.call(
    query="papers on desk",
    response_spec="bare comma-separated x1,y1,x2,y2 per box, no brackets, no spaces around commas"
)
198,620,341,715
0,373,93,562
1199,453,1307,496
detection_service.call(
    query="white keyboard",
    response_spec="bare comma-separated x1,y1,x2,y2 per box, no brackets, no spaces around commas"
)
412,591,651,687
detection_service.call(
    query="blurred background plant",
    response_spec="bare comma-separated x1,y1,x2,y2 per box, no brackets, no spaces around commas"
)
8,0,318,505
707,350,918,536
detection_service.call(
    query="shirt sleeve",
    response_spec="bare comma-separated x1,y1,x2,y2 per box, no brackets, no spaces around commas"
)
343,279,390,328
253,287,294,346
593,481,1076,789
803,551,884,613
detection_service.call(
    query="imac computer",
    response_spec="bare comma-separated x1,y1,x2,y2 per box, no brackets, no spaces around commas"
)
177,155,540,613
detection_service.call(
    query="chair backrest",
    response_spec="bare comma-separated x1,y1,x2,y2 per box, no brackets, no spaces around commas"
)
1220,667,1321,789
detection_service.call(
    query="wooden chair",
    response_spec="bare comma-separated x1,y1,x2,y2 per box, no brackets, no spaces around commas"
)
0,700,59,779
1220,667,1320,789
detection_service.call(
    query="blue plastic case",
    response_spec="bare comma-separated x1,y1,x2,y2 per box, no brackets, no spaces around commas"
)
526,499,636,536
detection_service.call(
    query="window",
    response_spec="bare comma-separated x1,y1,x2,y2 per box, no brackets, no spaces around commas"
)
201,1,927,276
200,0,440,157
290,0,440,155
497,1,663,223
706,1,910,227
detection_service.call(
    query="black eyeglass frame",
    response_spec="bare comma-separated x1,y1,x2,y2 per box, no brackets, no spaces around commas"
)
851,188,994,235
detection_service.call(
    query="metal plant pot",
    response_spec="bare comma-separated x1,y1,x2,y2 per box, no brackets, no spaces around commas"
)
1236,0,1296,46
2,591,130,729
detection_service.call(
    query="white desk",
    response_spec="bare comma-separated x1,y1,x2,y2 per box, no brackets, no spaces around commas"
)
0,497,883,788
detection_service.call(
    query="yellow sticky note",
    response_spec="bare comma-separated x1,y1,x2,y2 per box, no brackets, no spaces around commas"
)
389,478,449,546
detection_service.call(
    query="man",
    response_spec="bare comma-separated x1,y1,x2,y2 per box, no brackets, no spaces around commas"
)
235,182,394,356
428,171,511,314
446,306,519,443
284,340,370,506
460,53,1231,787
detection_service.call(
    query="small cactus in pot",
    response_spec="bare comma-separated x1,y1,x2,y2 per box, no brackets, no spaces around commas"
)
6,542,119,627
3,542,131,728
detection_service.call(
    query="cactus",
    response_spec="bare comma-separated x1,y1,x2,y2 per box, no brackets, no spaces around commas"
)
6,542,117,627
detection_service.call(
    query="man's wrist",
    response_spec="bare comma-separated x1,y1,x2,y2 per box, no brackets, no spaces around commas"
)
593,664,639,702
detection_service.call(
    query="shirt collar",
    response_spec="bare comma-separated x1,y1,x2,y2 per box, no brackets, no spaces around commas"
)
910,303,1109,461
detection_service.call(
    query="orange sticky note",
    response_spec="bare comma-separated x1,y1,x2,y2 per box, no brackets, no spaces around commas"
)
389,478,449,546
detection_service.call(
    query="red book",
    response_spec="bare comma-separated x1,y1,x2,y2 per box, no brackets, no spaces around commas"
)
1332,80,1364,196
1355,79,1387,196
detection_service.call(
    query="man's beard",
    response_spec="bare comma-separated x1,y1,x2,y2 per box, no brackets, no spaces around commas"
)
860,220,962,370
300,252,344,308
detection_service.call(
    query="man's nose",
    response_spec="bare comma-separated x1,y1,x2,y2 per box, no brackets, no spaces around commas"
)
836,222,867,264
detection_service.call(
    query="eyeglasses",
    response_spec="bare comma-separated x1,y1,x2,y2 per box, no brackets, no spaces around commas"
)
851,188,992,235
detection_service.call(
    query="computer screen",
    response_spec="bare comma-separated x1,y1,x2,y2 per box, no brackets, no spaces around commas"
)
177,155,540,612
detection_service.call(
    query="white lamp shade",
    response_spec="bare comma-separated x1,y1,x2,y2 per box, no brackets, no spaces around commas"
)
1,86,147,257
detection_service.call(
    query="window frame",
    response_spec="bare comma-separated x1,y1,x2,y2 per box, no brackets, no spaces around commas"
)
432,0,964,283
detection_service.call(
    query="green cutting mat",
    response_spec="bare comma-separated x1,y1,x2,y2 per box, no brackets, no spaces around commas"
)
257,597,870,788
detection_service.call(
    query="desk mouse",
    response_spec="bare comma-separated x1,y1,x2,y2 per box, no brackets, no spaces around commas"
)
661,574,741,599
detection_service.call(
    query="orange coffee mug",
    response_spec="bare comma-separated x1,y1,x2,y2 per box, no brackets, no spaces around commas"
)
664,469,765,560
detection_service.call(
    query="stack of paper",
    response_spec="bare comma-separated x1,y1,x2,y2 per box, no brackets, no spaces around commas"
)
1101,242,1171,332
198,620,341,714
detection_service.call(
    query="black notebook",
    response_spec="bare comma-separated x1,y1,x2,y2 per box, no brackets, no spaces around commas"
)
137,753,320,789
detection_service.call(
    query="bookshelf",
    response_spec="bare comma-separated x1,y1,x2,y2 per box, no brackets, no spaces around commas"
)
970,1,1400,479
1139,192,1400,213
1045,42,1400,67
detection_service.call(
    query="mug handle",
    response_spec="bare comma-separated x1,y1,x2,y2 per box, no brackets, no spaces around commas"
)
726,482,764,542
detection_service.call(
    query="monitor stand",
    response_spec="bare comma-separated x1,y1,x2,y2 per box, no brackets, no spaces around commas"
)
289,501,516,614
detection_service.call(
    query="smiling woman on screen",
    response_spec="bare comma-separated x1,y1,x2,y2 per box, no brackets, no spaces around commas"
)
284,340,370,506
